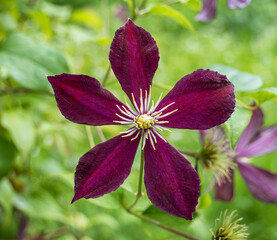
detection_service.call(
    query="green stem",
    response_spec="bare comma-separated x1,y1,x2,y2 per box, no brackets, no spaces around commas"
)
204,179,215,195
131,0,137,20
179,149,199,158
125,208,201,240
138,0,147,9
128,148,145,210
236,98,258,111
194,158,199,172
153,82,172,91
95,126,106,142
85,126,95,148
102,65,111,87
163,0,180,5
0,87,53,97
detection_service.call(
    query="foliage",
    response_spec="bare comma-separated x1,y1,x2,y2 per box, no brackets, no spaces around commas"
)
0,0,277,239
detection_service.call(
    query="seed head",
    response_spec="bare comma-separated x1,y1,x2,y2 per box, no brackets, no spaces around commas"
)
211,210,249,240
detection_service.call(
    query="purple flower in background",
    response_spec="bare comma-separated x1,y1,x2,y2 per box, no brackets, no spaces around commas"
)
47,20,235,219
202,108,277,202
196,0,252,22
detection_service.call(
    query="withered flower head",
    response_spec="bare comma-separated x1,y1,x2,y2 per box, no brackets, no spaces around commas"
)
211,210,249,240
199,126,236,185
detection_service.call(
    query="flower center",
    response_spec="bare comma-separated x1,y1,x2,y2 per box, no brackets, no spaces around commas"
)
135,114,156,129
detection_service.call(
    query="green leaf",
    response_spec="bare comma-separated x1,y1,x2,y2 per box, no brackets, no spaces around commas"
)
1,110,35,155
179,0,201,11
197,194,211,209
0,133,17,179
72,8,103,30
87,188,124,210
147,4,194,31
209,65,263,92
244,87,277,105
13,190,65,221
0,179,14,225
28,10,53,37
0,33,69,90
226,105,251,148
143,204,186,227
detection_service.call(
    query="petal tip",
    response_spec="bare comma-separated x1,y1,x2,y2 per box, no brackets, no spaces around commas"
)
71,194,79,204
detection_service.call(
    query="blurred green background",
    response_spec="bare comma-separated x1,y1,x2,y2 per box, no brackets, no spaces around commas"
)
1,0,277,239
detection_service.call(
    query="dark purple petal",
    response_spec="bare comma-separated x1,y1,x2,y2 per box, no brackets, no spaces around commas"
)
195,0,217,22
238,161,277,203
144,135,200,219
109,19,159,108
235,108,263,154
238,126,277,157
228,0,251,9
48,74,127,126
155,69,235,130
71,133,140,202
214,171,234,201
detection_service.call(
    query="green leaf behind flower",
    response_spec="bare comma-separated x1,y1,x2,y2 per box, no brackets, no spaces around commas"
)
244,87,277,105
209,65,262,92
147,4,194,31
226,105,251,148
0,33,69,90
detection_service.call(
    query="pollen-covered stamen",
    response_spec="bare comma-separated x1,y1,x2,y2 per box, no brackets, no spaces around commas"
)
116,105,135,119
124,96,137,116
152,127,167,143
148,131,156,150
135,114,156,129
116,88,176,149
140,89,144,113
150,102,175,116
156,109,178,120
121,127,138,137
154,125,172,132
131,130,141,141
114,103,136,125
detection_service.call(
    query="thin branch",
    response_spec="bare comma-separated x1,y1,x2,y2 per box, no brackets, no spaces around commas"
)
131,0,137,20
204,178,215,195
102,65,111,87
138,0,147,9
125,208,201,240
236,98,258,111
0,87,53,97
95,126,106,142
153,82,172,91
164,0,181,5
128,148,145,210
85,126,95,148
178,149,199,158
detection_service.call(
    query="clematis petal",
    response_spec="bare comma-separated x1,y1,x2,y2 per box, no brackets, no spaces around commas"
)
214,171,234,201
48,74,126,126
155,69,235,130
238,161,277,203
71,133,141,203
109,19,159,108
238,126,277,157
235,108,263,154
228,0,251,9
195,0,217,22
144,135,200,219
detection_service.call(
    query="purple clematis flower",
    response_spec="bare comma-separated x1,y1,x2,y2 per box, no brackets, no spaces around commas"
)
47,20,235,219
196,0,252,22
201,108,277,202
